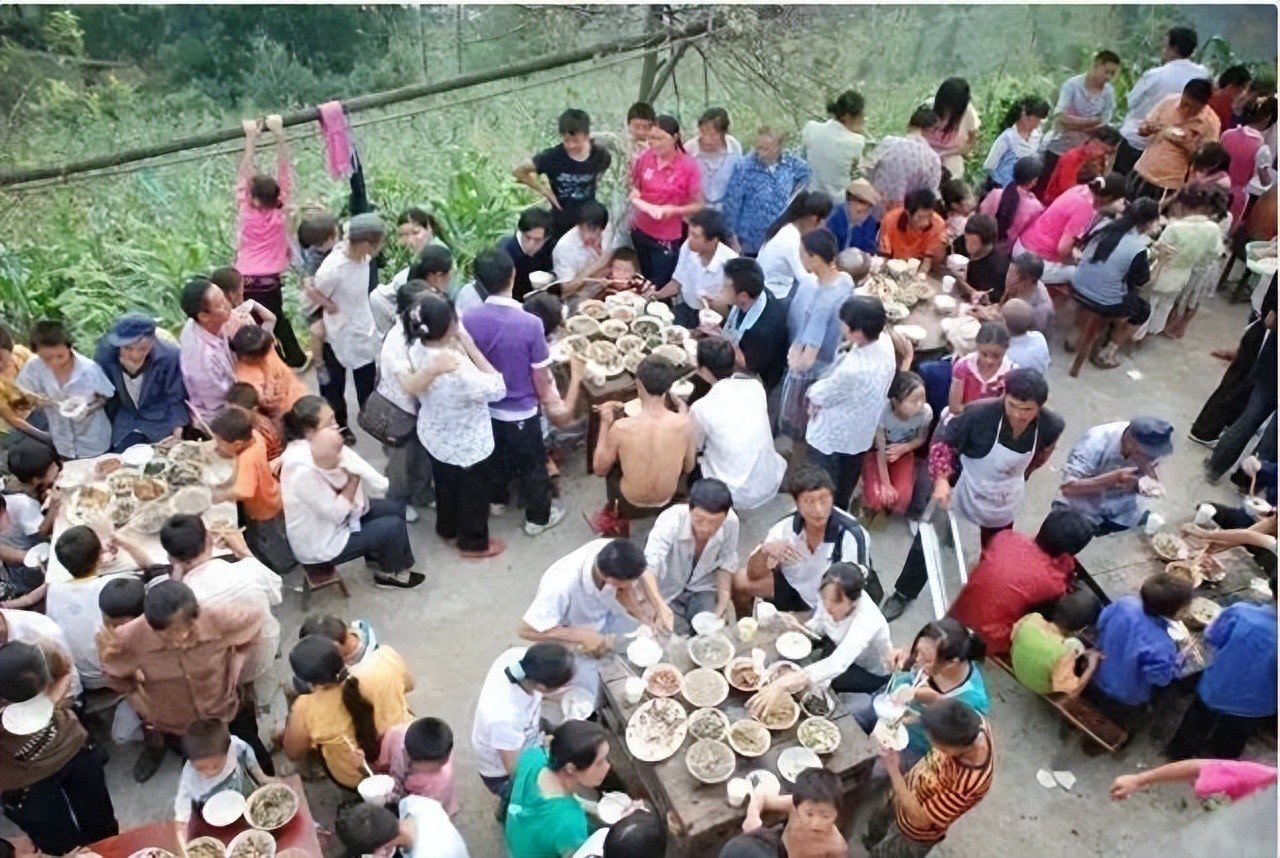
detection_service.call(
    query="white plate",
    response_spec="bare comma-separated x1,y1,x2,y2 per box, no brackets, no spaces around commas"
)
691,612,726,636
745,769,781,797
625,697,688,763
202,789,247,827
872,694,908,722
120,444,155,468
626,636,663,668
560,687,596,721
23,543,50,570
597,791,631,825
1,694,53,735
777,746,823,783
775,631,812,660
895,324,927,343
871,720,909,751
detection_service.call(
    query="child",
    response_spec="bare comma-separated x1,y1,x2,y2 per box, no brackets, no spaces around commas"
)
173,718,271,833
96,575,146,667
1010,588,1103,696
940,177,977,255
515,108,614,240
209,266,276,341
863,371,932,518
296,212,341,385
225,383,284,462
229,325,307,419
602,246,651,294
290,613,378,695
335,798,468,858
376,716,460,816
207,407,295,576
16,320,114,459
947,320,1013,417
1002,298,1050,376
722,768,847,858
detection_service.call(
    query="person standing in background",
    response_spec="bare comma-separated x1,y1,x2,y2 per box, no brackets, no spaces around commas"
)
685,107,742,212
1207,65,1255,130
514,108,613,241
923,77,982,179
869,108,943,212
628,115,703,285
1114,26,1208,175
804,90,868,200
1039,51,1121,193
1129,78,1221,201
722,127,810,256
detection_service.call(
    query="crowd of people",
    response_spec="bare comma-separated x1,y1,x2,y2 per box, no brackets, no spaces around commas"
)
0,20,1277,858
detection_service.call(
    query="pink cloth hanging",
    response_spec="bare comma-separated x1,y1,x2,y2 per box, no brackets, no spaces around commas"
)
317,100,353,180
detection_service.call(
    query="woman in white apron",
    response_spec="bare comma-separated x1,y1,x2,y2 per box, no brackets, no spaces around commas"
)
881,368,1064,621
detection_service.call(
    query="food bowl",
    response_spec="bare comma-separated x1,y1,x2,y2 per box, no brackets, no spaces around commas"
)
798,717,842,754
895,324,927,344
615,334,646,354
1150,532,1189,562
650,344,689,367
1181,596,1222,631
699,308,724,328
245,782,299,831
1244,495,1274,519
688,633,735,669
596,791,632,825
599,319,629,339
884,301,910,322
682,667,730,708
727,719,771,758
630,316,665,338
565,315,602,336
578,299,608,320
724,657,762,692
622,351,646,375
609,305,637,323
691,611,727,636
528,271,555,291
1137,476,1165,498
626,636,663,668
763,660,802,687
776,632,813,661
886,259,910,277
227,828,276,858
946,253,969,272
687,707,731,742
184,838,227,858
643,663,684,698
686,738,736,784
751,692,799,731
872,720,909,751
172,485,213,516
201,790,246,827
932,294,957,314
585,340,619,365
560,686,596,721
128,850,177,858
1165,559,1206,588
645,302,675,323
777,746,823,782
670,379,694,400
800,688,838,719
357,773,396,805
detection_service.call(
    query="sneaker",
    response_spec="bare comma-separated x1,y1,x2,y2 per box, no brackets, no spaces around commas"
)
490,503,508,517
374,570,426,589
1187,431,1217,449
132,745,166,783
525,505,567,537
341,428,358,447
880,592,911,622
405,506,420,523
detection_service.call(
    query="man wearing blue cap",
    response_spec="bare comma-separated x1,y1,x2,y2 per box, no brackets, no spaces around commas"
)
1053,416,1175,534
94,313,189,452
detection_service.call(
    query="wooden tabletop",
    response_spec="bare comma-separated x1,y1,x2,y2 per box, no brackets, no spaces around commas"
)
597,625,878,855
89,774,321,857
1075,528,1266,605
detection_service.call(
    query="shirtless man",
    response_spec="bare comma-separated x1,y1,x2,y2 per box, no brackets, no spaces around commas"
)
589,355,695,537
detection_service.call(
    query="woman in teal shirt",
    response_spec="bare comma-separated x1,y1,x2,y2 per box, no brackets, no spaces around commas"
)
505,720,611,858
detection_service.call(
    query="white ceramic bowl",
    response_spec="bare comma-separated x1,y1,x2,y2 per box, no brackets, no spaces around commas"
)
597,791,631,824
946,253,969,272
933,294,957,313
121,444,155,468
560,687,596,721
202,790,247,827
357,774,396,805
528,271,555,290
691,611,726,636
626,636,663,668
776,631,812,660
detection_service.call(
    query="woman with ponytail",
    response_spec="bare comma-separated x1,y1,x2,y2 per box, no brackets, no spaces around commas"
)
284,634,413,790
979,156,1046,254
1017,171,1128,285
629,114,703,285
399,293,507,559
1069,197,1161,368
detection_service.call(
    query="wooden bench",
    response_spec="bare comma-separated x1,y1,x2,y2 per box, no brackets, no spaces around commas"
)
990,653,1128,753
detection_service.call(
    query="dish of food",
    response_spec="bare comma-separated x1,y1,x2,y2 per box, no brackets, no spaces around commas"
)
586,341,619,364
688,633,735,669
751,692,799,731
245,782,299,830
698,309,723,328
763,660,802,686
170,441,209,464
132,477,168,502
227,829,275,858
622,351,646,375
883,300,910,322
801,689,836,718
95,457,125,477
185,838,226,858
172,485,213,515
596,792,632,825
615,334,646,354
775,632,812,661
727,719,770,758
1181,596,1222,631
933,294,957,313
777,746,823,783
725,657,762,692
559,687,595,721
872,720,909,751
578,300,609,320
670,378,694,400
798,717,841,754
143,457,169,477
560,334,592,357
1165,559,1206,588
67,485,112,525
660,325,687,346
630,316,664,338
650,344,689,366
107,469,142,495
645,302,675,322
686,739,736,784
128,503,172,535
626,697,688,762
1151,532,1189,561
626,636,663,668
127,850,177,858
166,461,204,487
599,319,629,339
643,663,683,698
109,497,139,528
687,707,731,742
609,305,637,323
682,667,729,708
895,324,927,344
202,789,246,827
565,315,602,336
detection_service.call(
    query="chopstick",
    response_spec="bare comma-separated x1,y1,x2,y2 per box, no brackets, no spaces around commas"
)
186,401,215,438
343,736,376,779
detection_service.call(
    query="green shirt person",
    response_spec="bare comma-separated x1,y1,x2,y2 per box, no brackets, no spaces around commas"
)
505,720,612,858
1009,589,1103,695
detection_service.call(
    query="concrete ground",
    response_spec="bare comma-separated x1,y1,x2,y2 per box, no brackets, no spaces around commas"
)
17,285,1275,857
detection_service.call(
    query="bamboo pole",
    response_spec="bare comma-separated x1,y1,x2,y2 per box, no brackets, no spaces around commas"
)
0,16,713,187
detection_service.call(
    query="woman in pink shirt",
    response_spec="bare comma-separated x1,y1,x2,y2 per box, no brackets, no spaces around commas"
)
629,115,703,286
979,156,1045,255
234,115,306,368
1015,172,1127,285
1221,97,1277,223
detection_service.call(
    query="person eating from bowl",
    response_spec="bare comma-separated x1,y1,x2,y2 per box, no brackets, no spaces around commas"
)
749,562,893,716
644,478,740,635
17,320,115,459
1052,416,1174,536
647,208,738,329
732,465,878,617
93,312,188,452
588,355,695,538
519,538,672,700
719,767,848,858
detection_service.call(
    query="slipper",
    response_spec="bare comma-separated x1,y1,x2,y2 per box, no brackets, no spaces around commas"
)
460,538,506,559
1090,351,1122,369
1210,349,1237,362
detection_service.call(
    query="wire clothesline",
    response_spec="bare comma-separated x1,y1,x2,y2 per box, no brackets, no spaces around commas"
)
2,29,714,197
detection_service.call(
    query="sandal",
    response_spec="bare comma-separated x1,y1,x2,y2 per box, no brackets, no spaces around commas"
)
1090,348,1122,369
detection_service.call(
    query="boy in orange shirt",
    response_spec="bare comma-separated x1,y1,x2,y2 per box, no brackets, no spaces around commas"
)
229,325,308,420
225,383,284,462
208,406,295,575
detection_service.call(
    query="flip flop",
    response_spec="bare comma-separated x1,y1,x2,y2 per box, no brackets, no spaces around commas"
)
1090,350,1122,369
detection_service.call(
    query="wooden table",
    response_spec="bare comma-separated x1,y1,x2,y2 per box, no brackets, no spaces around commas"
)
901,296,949,356
89,774,321,856
597,626,879,857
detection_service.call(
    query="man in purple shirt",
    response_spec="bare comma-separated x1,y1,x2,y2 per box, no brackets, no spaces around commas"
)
177,277,235,424
461,247,566,536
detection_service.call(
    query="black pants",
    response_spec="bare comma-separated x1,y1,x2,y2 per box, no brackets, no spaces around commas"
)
1113,139,1144,177
228,687,276,775
244,281,307,368
431,454,493,552
1191,320,1271,442
319,344,377,432
1032,149,1061,199
1,744,118,855
631,229,681,287
490,417,552,525
1208,383,1276,479
893,521,1009,600
818,637,891,693
331,498,416,573
808,447,867,512
1167,693,1264,760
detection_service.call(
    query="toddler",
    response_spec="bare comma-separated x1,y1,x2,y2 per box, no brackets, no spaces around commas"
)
296,212,340,384
1002,298,1050,376
173,719,271,832
863,371,933,518
377,716,459,816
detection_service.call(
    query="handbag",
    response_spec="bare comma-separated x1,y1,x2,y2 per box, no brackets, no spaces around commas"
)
357,389,417,447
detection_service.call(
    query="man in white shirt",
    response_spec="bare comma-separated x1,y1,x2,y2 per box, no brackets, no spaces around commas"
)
805,296,897,511
519,538,672,697
644,479,740,634
650,208,738,328
1115,26,1209,174
311,213,385,443
691,337,785,510
552,201,613,298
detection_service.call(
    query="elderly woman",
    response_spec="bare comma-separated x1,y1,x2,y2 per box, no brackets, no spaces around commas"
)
279,396,423,589
722,127,811,257
93,313,188,452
